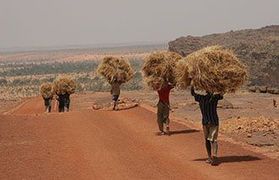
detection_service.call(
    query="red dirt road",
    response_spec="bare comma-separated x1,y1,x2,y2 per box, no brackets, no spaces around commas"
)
0,97,279,179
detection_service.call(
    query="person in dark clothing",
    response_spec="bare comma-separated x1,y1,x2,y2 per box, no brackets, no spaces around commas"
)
57,93,71,112
43,96,53,113
64,93,70,112
57,94,65,112
191,87,223,166
157,83,174,136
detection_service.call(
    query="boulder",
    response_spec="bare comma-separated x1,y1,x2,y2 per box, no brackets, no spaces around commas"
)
267,87,279,94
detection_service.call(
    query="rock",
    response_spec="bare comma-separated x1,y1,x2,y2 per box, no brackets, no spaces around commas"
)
248,86,270,93
258,86,268,93
273,99,277,108
248,86,257,92
267,88,276,94
267,87,279,94
168,36,208,57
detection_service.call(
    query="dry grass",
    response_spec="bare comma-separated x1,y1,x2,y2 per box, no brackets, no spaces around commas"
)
176,46,247,93
40,83,54,99
97,56,134,84
142,51,182,90
53,76,76,95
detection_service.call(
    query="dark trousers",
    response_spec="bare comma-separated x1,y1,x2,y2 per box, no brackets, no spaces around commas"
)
44,99,52,113
58,102,65,112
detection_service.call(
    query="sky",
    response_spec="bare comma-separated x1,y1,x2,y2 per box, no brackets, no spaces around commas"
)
0,0,279,49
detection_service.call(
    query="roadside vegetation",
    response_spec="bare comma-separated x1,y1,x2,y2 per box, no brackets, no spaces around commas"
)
0,58,145,100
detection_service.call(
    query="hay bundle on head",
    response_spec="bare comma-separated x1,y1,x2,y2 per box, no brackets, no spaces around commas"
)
176,45,248,93
142,51,182,90
53,77,76,95
97,56,134,84
40,83,54,99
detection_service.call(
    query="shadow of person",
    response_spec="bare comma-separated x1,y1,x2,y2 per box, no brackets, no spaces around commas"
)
169,129,199,136
193,155,261,165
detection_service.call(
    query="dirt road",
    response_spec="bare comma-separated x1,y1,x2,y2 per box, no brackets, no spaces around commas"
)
0,96,279,179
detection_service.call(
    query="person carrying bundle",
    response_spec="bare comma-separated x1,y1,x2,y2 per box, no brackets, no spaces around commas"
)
56,92,70,112
176,45,247,166
97,56,134,111
40,82,54,113
157,83,174,136
142,51,182,136
191,87,223,166
43,96,53,113
110,77,121,110
53,77,76,113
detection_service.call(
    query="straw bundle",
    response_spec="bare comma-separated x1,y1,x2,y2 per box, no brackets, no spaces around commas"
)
142,51,182,90
53,77,76,95
97,56,134,84
176,45,247,93
40,83,54,99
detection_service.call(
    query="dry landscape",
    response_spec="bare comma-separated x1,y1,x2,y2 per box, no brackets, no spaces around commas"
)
0,91,279,179
0,28,279,179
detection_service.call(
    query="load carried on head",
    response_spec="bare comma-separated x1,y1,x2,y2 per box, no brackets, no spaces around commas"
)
176,45,247,93
142,51,182,90
53,77,76,95
40,82,54,99
97,56,134,84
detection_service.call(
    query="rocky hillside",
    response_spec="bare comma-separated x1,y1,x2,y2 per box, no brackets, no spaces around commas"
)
169,25,279,88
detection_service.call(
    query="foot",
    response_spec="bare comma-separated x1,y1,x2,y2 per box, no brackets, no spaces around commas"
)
165,127,170,136
156,131,166,136
205,158,213,164
211,156,219,166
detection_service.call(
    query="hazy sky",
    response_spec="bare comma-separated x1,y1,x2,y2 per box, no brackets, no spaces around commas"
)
0,0,278,49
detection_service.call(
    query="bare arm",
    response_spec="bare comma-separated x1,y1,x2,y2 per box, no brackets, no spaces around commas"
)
191,87,202,102
214,93,224,100
191,86,196,96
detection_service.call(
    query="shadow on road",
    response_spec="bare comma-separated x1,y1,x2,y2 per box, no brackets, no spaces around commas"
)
169,129,199,136
193,155,261,165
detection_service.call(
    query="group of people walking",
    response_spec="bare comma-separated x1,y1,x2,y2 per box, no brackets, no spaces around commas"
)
42,92,71,113
156,83,223,166
42,79,223,166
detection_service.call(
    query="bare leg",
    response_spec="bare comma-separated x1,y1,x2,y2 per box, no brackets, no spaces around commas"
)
157,105,164,134
113,101,117,110
206,140,212,157
48,106,51,113
157,117,164,132
211,141,218,157
205,139,212,163
211,141,219,166
165,118,170,135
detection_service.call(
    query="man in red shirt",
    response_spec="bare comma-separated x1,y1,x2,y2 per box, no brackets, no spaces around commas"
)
157,83,174,136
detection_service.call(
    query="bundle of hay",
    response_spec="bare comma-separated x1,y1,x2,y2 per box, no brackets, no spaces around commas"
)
176,45,247,93
142,51,182,90
53,77,76,95
40,83,54,99
97,56,134,84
